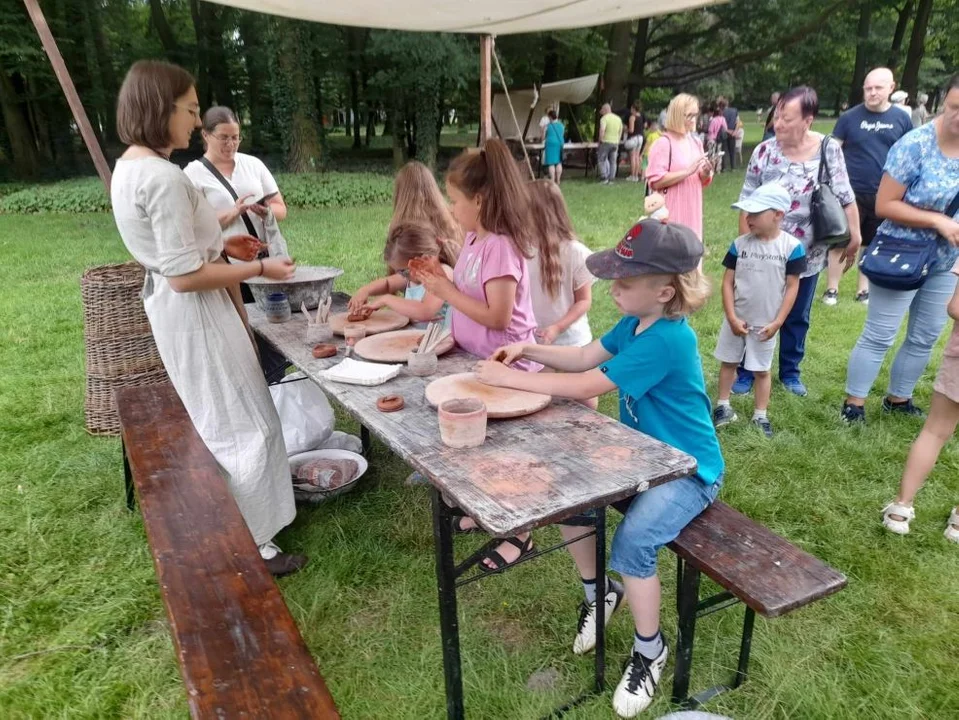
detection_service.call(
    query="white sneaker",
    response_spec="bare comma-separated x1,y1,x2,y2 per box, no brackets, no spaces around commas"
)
573,585,625,655
945,508,959,544
882,502,915,535
822,289,839,306
612,644,668,718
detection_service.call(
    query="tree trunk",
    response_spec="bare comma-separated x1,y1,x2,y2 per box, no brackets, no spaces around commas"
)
390,92,405,168
89,0,118,144
900,0,933,101
149,0,182,63
542,34,559,84
270,19,322,171
848,1,873,107
602,21,632,108
414,83,439,168
238,13,270,148
366,103,377,147
203,4,234,109
0,65,39,178
626,18,650,108
189,0,210,108
887,0,914,73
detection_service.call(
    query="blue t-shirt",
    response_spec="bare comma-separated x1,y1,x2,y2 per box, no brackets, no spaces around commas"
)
878,122,959,267
599,316,724,485
833,104,913,195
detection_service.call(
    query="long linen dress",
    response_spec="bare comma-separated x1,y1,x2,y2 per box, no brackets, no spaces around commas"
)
646,132,710,240
111,157,295,546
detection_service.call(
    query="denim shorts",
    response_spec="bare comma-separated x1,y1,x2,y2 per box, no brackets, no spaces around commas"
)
609,474,722,579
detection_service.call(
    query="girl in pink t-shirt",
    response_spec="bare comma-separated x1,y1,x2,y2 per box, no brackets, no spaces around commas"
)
883,259,959,544
418,139,540,571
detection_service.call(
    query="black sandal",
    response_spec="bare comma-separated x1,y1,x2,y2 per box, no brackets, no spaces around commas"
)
452,516,484,535
478,535,534,573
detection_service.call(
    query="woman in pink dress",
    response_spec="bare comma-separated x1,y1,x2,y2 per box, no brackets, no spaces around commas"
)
646,93,715,239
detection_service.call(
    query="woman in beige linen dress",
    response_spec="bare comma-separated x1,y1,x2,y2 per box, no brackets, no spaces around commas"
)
110,60,306,576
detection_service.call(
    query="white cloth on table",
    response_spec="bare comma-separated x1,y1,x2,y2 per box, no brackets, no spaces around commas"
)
184,152,280,241
111,157,294,546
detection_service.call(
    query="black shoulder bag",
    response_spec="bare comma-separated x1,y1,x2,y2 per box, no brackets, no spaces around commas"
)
198,157,260,241
810,135,851,245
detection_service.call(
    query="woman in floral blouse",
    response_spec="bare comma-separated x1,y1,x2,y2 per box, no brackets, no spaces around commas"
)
732,86,861,398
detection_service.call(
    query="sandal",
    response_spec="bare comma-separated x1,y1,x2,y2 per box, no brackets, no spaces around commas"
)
452,516,483,535
478,534,534,574
945,508,959,544
882,501,915,535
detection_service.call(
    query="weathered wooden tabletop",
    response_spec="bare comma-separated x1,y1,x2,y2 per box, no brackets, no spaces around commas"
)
249,299,697,537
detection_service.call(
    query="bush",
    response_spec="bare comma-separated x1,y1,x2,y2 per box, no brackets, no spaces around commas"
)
0,171,394,214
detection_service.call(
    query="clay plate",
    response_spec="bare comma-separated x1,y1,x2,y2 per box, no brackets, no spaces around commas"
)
329,307,410,336
354,329,456,363
425,372,551,419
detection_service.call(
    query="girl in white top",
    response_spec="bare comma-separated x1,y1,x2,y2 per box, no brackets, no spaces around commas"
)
527,180,595,347
110,61,305,577
183,106,287,242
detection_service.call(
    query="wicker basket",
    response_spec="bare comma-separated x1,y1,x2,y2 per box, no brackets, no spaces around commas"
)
82,262,168,436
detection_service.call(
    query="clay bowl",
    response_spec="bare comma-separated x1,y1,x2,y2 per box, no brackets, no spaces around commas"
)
437,398,487,449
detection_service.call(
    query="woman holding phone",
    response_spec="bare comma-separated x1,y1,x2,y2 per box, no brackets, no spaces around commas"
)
184,106,288,248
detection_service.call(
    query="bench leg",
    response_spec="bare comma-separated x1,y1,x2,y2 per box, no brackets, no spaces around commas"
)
671,558,700,704
360,424,372,457
735,607,756,688
431,488,464,720
122,439,135,511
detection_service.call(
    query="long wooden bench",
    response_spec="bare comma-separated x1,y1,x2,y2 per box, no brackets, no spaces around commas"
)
116,383,339,719
667,500,847,707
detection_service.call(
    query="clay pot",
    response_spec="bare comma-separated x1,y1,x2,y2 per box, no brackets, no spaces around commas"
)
438,398,487,449
306,322,333,345
407,349,438,376
343,323,367,348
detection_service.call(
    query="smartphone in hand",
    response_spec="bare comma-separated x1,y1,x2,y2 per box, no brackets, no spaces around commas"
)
257,191,279,206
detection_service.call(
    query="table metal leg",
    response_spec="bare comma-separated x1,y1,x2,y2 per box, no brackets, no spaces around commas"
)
122,439,135,511
593,506,606,693
671,560,701,704
432,488,464,720
734,607,756,688
360,425,371,457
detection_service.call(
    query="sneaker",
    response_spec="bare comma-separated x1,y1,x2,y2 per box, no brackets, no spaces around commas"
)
573,584,626,655
752,416,774,438
782,379,808,397
264,552,309,577
822,289,839,306
841,401,865,424
882,397,926,418
855,291,870,305
945,508,959,544
731,376,753,395
712,404,738,427
404,471,430,486
612,644,669,718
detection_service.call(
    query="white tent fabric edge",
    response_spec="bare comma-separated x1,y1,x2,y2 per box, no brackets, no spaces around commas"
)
205,0,725,34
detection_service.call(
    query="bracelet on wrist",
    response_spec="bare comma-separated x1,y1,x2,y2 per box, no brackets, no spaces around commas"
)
258,259,264,276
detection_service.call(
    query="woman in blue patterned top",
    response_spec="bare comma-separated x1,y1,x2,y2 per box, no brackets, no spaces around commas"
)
842,75,959,424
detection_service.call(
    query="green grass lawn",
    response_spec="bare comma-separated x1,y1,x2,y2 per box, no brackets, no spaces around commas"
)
2,167,957,720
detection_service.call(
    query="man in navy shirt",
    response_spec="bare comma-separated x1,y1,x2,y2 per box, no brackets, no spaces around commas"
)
823,67,913,306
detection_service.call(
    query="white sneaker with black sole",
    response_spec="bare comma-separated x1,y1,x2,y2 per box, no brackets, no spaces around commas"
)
612,643,669,718
572,584,625,655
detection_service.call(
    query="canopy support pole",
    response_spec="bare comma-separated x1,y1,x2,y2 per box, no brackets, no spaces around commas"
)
479,34,492,145
23,0,112,192
491,47,535,181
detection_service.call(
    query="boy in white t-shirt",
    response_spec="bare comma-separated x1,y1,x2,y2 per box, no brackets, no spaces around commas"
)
713,183,807,438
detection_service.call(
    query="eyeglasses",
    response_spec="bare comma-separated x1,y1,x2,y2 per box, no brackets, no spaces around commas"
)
210,133,241,144
175,103,200,120
685,113,699,120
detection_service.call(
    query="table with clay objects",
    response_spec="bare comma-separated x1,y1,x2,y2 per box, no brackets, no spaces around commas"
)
248,296,697,720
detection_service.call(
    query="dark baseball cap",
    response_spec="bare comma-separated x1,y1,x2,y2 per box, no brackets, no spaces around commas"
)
586,219,704,279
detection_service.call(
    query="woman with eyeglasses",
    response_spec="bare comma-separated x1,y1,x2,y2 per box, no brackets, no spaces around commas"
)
645,93,715,241
110,61,305,577
184,106,288,248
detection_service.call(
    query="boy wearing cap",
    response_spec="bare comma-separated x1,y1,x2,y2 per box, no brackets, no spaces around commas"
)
474,219,724,718
713,183,807,437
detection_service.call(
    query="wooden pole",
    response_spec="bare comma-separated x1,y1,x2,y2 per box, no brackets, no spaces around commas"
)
23,0,112,192
478,34,492,146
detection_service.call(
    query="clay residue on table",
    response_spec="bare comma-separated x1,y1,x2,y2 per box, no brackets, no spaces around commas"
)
588,445,635,472
470,452,554,503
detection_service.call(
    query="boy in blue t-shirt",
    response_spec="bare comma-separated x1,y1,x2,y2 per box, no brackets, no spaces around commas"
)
713,183,807,437
475,219,724,718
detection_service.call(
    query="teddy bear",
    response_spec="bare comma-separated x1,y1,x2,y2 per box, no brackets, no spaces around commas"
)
643,192,669,222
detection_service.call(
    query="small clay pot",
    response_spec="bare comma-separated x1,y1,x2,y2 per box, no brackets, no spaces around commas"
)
312,343,337,359
407,349,438,376
306,322,333,345
377,394,405,413
437,398,487,449
343,323,367,347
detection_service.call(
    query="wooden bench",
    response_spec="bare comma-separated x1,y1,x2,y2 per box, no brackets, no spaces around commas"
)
116,383,339,720
667,501,847,708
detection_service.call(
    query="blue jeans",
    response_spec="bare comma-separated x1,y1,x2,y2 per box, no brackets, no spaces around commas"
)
609,475,722,579
738,272,820,385
845,263,957,399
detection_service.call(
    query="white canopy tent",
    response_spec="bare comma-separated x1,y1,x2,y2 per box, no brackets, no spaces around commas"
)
492,74,599,141
204,1,722,33
23,0,724,191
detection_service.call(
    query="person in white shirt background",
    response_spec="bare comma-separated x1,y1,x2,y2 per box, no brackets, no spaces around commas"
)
890,90,913,122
